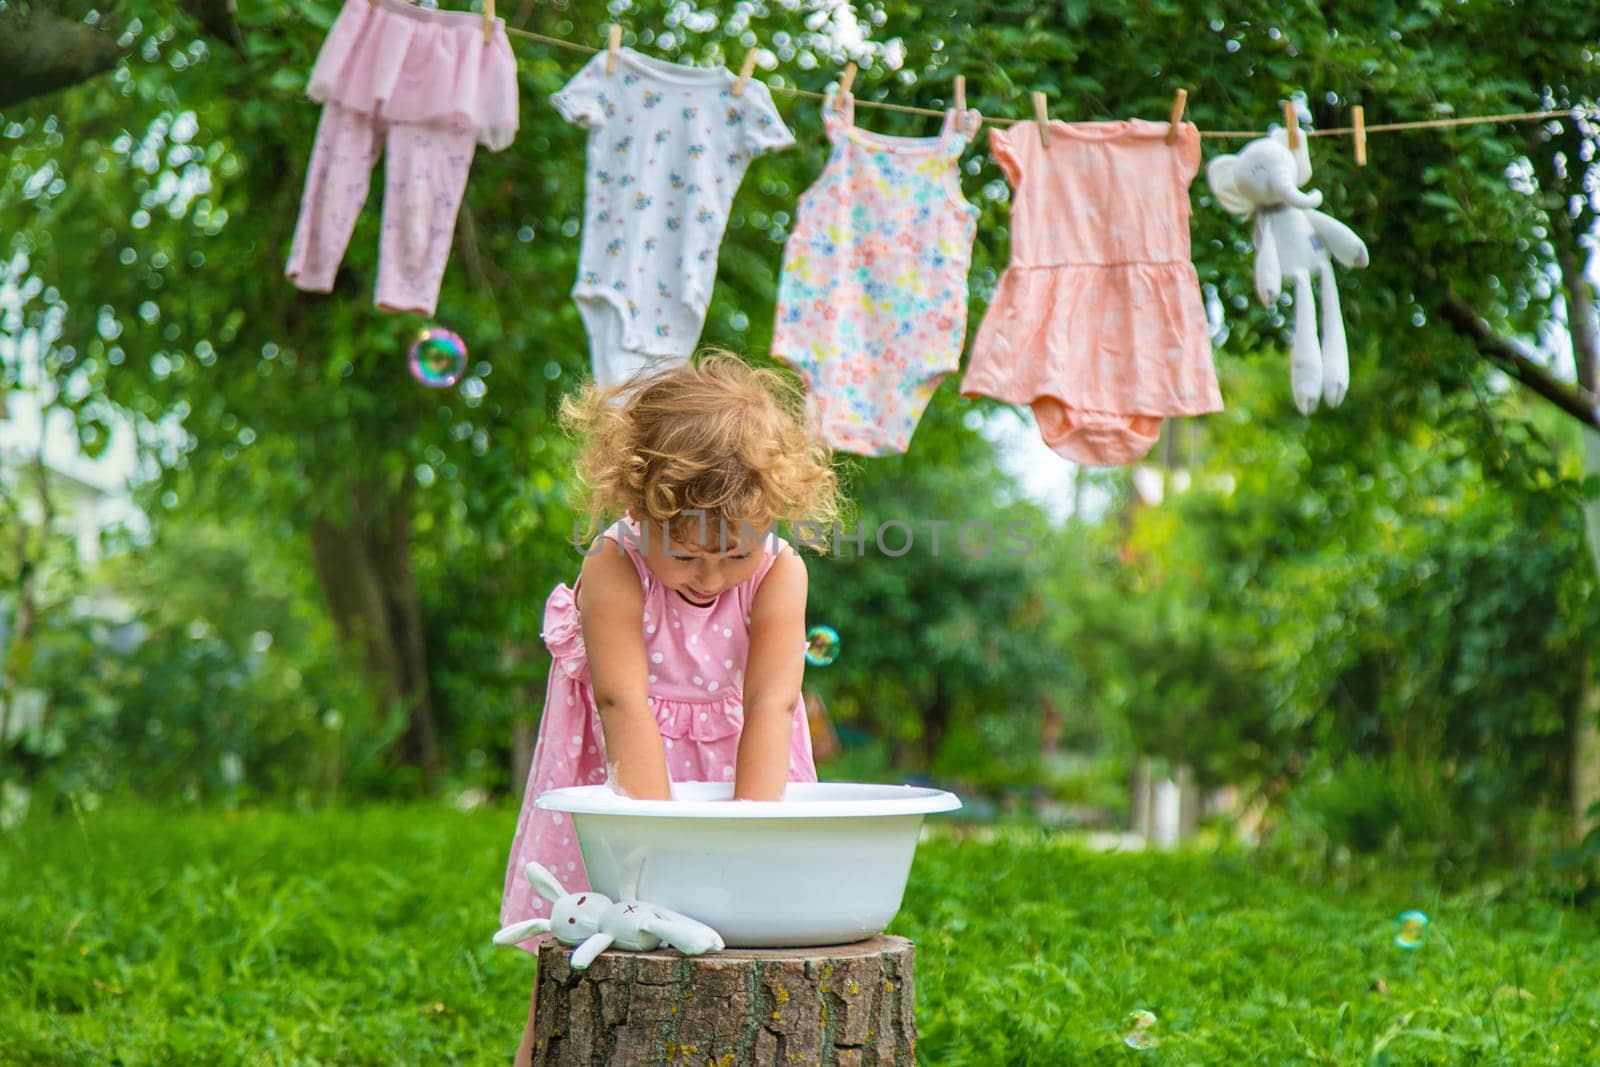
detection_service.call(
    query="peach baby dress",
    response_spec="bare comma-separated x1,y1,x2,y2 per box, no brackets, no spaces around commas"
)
962,118,1222,466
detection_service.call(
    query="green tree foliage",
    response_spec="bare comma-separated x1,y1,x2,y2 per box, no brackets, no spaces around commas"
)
1051,358,1600,864
4,514,382,805
805,401,1070,784
4,0,1600,873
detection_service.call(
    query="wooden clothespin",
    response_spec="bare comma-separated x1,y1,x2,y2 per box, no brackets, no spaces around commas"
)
732,49,759,97
606,24,622,74
482,0,494,43
1032,90,1050,147
1283,100,1300,149
954,74,966,115
1352,104,1367,166
836,62,857,111
1164,87,1188,145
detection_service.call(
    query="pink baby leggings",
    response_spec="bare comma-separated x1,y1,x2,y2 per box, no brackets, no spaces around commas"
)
285,102,475,317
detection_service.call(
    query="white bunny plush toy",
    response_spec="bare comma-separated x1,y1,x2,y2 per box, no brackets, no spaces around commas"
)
1205,124,1370,414
492,861,724,971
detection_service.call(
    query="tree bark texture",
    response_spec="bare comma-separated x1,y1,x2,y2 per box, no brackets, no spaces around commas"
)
1575,645,1600,837
533,935,917,1066
0,9,122,108
309,473,440,782
1,1,245,110
1567,415,1600,842
1433,290,1600,430
1562,209,1600,836
921,673,948,771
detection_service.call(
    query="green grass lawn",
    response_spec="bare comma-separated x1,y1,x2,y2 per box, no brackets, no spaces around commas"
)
2,804,1596,1065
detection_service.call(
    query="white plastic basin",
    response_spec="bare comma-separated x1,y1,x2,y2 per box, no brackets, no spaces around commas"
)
534,781,962,947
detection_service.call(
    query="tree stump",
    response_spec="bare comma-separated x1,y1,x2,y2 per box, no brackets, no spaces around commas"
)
533,934,916,1066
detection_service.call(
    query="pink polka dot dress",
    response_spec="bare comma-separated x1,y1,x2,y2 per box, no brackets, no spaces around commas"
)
499,518,817,951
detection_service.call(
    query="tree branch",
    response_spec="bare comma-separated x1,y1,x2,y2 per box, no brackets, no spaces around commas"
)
453,204,512,291
1552,210,1600,394
179,0,245,54
1433,290,1600,430
0,0,245,110
0,9,122,108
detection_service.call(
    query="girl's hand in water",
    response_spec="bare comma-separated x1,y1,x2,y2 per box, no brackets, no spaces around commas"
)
733,547,807,801
579,542,672,800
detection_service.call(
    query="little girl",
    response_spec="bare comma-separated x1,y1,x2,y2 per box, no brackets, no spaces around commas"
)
500,351,838,1064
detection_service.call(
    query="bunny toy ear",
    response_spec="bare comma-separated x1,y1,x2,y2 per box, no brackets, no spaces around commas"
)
493,917,551,946
523,861,569,903
619,850,648,901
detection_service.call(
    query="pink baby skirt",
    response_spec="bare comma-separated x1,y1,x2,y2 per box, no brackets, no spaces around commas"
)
307,0,519,150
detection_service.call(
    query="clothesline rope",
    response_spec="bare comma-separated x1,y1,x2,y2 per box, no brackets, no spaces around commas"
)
504,24,1592,141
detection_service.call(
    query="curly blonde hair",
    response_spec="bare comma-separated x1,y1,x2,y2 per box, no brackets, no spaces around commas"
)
560,351,841,548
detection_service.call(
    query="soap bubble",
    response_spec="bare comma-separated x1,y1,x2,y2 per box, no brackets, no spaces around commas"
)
805,624,840,666
407,326,468,388
1394,910,1429,950
1122,1009,1158,1050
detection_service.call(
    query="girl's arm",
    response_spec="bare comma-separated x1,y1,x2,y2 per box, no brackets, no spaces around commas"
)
734,547,808,800
576,543,673,800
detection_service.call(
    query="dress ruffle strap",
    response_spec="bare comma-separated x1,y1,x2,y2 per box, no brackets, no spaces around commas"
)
932,106,984,158
821,91,854,142
541,583,591,684
545,582,749,743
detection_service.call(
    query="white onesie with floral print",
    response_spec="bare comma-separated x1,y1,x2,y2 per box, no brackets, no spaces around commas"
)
553,48,794,386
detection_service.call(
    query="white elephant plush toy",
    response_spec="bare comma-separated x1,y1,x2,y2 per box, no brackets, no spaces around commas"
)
492,861,724,971
1205,124,1370,414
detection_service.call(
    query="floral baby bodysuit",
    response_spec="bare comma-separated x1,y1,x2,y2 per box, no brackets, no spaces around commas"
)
771,94,981,455
554,48,794,387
